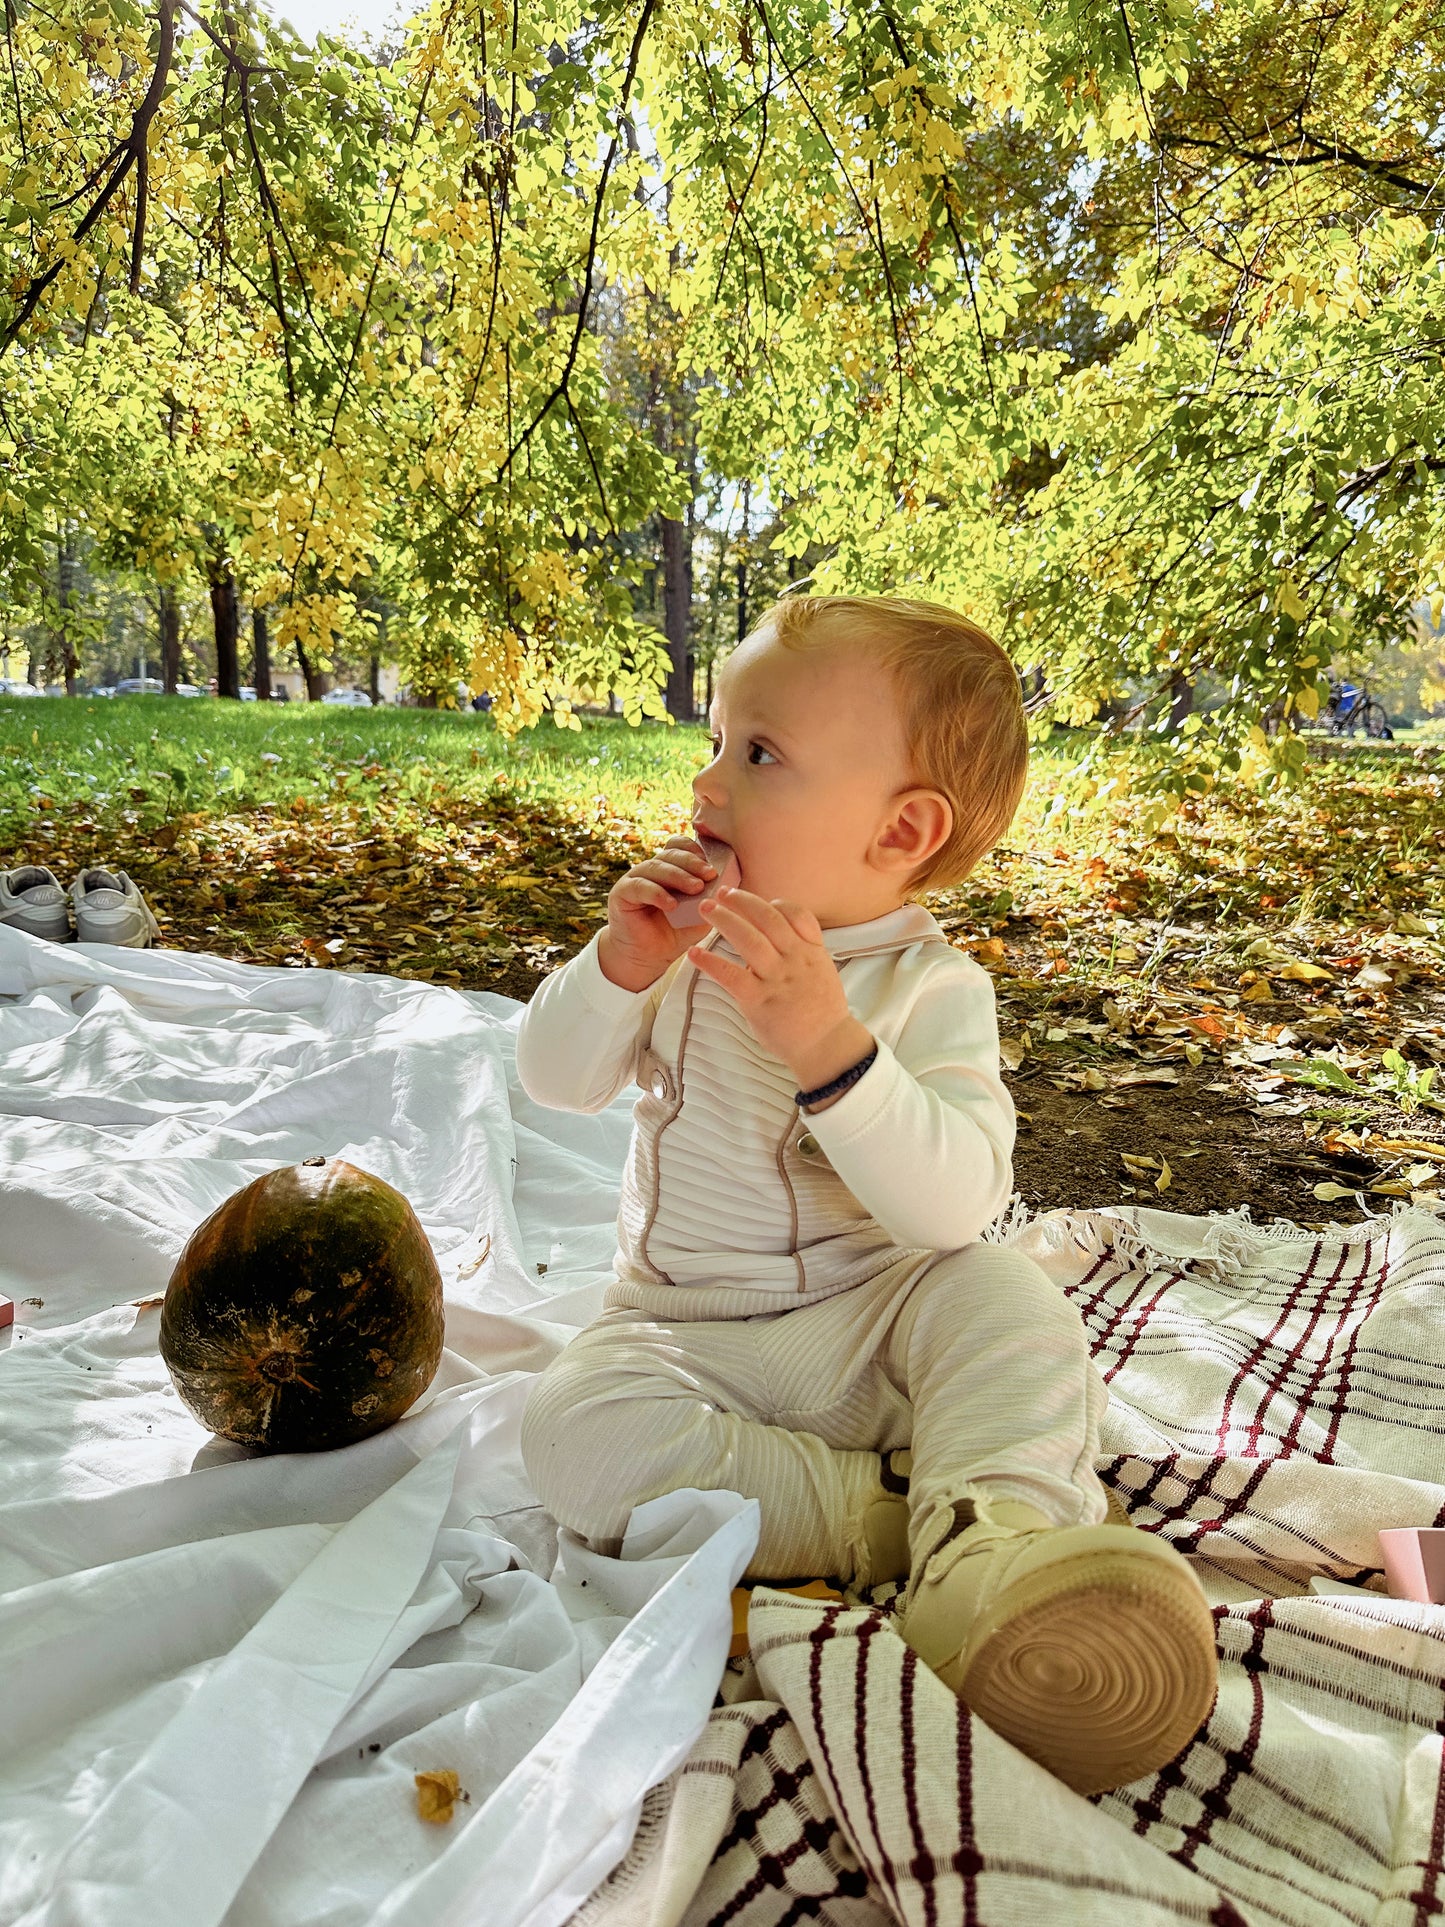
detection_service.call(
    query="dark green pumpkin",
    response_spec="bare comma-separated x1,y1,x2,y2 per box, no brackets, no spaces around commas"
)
160,1157,445,1453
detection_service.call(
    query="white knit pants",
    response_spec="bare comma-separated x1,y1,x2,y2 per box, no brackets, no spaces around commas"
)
522,1243,1111,1586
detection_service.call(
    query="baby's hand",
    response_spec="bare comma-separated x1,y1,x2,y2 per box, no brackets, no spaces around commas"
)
603,836,727,981
686,887,860,1082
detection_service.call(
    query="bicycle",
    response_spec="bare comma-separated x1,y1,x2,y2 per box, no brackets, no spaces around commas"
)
1325,680,1394,740
1261,680,1395,740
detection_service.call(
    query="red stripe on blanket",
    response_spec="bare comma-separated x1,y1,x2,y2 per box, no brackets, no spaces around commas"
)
1409,1733,1445,1927
1244,1242,1355,1456
1065,1248,1122,1327
1213,1241,1325,1453
898,1647,938,1922
1085,1260,1190,1386
852,1615,888,1877
1174,1601,1271,1871
953,1690,982,1925
1319,1236,1390,1466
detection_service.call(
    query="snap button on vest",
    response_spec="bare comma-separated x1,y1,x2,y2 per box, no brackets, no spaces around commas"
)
796,1133,819,1157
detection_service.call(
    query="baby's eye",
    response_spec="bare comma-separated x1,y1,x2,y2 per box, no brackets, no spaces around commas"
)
709,738,776,765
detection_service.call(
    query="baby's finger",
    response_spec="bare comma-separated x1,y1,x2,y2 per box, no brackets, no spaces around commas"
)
687,942,749,992
649,860,706,892
659,849,715,876
698,895,774,969
621,878,677,911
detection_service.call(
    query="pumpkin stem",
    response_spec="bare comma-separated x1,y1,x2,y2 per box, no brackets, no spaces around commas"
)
258,1350,299,1384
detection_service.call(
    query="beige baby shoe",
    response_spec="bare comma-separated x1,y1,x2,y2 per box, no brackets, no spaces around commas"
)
898,1498,1218,1796
855,1447,914,1586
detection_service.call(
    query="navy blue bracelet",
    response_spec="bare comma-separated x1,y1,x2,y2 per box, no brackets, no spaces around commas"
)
795,1047,877,1112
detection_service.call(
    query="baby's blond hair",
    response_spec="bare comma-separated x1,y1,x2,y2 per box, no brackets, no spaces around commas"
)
748,592,1028,897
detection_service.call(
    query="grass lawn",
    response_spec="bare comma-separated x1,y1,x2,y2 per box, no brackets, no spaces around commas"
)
2,695,1442,1229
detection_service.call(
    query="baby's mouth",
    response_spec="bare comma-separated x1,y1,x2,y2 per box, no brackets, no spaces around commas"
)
698,832,741,887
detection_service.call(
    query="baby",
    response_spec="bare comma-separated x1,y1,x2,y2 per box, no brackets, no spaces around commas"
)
514,593,1217,1796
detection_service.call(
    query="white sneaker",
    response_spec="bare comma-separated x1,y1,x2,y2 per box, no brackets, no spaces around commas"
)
71,868,161,948
0,865,73,941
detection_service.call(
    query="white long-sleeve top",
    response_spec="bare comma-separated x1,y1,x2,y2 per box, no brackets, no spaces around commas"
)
514,904,1016,1320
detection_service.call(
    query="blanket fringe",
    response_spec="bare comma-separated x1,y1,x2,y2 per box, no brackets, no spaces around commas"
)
981,1191,1444,1276
570,1771,681,1925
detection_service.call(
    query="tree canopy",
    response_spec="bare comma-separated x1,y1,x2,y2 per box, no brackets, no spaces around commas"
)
2,0,1440,771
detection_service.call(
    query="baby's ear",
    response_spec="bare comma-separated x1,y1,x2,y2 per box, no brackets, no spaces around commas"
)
880,789,952,867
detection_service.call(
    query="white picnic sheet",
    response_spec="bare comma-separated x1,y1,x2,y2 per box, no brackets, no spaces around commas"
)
5,929,1445,1927
0,930,758,1927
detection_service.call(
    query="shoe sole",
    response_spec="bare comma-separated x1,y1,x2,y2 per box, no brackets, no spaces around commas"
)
74,912,157,947
950,1531,1218,1797
2,913,73,942
76,929,155,947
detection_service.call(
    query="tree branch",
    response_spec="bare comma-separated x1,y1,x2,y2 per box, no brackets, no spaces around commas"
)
0,0,175,347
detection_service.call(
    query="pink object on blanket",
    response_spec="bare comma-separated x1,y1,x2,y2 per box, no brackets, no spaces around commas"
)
1378,1528,1445,1603
0,1295,12,1331
665,835,741,930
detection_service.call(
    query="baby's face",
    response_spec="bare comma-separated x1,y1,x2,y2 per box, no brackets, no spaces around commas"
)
692,630,945,930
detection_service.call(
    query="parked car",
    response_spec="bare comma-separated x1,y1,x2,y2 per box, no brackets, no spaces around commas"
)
114,677,166,695
239,686,258,701
0,679,41,697
320,687,373,706
176,683,206,698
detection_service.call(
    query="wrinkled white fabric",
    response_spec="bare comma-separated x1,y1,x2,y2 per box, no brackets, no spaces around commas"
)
0,927,758,1927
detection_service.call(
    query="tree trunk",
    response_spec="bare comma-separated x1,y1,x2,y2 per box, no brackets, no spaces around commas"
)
369,612,384,704
1169,673,1194,730
294,638,327,701
736,479,751,649
159,583,181,693
252,606,272,701
661,514,693,720
209,556,240,699
57,531,80,695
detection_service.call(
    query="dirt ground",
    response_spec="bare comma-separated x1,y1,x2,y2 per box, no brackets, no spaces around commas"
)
488,940,1444,1229
7,777,1443,1230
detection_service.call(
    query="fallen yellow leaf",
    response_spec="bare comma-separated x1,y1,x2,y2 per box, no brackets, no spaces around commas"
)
1277,960,1332,983
1155,1158,1173,1192
415,1770,462,1824
1313,1182,1357,1202
1369,1137,1445,1161
1239,980,1275,1003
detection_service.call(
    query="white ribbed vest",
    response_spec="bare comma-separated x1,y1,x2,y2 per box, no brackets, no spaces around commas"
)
608,919,950,1313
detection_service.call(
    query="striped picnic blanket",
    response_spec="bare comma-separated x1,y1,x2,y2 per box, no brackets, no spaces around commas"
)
577,1200,1445,1927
